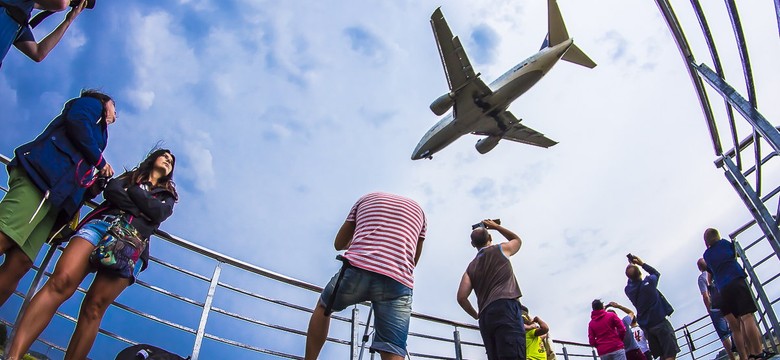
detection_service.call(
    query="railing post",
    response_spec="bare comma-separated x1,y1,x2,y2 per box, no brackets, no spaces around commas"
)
191,262,222,360
8,244,58,348
350,306,360,360
734,241,780,345
453,326,463,360
683,324,696,360
562,345,569,360
592,348,598,360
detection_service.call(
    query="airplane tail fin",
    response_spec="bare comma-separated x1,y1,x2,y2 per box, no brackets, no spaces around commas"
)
562,43,597,68
547,0,569,46
547,0,597,68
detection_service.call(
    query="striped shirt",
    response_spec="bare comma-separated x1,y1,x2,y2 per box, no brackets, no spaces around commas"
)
343,192,427,289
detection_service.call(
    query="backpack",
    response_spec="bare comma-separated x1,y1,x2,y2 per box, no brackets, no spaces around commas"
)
115,344,190,360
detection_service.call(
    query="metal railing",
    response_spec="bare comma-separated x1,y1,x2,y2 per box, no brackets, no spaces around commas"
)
0,153,492,359
0,153,600,360
653,1,780,359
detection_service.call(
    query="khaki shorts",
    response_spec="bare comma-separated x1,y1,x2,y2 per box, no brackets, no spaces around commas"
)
0,167,58,261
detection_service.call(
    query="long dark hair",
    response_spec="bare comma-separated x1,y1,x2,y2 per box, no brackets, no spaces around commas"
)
79,89,114,123
123,148,178,201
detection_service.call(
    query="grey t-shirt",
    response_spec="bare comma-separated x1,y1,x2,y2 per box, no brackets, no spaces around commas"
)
698,271,719,310
622,315,640,351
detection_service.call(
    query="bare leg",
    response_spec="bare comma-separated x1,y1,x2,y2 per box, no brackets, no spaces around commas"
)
64,272,130,360
722,337,736,360
0,242,33,307
726,314,748,360
739,314,764,356
379,351,404,360
6,237,93,359
305,303,331,360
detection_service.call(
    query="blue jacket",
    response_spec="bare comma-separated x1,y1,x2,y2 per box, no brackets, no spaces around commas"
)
9,96,108,217
624,263,674,328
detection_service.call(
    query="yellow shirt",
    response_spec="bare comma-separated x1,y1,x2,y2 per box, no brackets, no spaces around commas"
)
526,329,547,360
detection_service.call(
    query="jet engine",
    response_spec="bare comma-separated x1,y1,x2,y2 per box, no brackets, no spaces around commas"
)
429,92,456,116
475,135,501,154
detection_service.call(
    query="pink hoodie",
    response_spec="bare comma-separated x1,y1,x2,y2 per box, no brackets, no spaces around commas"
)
588,309,627,355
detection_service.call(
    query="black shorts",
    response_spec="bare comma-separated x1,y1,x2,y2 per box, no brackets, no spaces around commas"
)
645,320,679,359
720,278,757,317
478,299,526,360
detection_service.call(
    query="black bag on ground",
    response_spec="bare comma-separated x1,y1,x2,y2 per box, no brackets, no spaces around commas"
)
115,344,190,360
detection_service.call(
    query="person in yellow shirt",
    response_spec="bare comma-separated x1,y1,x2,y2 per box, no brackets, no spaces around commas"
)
523,306,550,360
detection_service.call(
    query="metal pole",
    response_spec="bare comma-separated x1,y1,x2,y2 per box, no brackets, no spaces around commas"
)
191,262,222,360
8,244,57,347
358,307,373,360
721,157,780,261
562,345,570,360
734,241,780,343
453,327,463,360
592,348,599,360
351,306,360,360
684,324,696,360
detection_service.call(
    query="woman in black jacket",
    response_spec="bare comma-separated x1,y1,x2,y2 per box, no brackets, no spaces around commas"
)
7,149,178,360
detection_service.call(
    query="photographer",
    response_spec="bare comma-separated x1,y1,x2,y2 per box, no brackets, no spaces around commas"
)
0,0,71,65
457,219,524,360
523,307,550,360
624,256,679,360
12,0,87,63
588,299,626,360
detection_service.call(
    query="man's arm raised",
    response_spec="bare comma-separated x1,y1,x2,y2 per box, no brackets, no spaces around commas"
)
481,219,521,257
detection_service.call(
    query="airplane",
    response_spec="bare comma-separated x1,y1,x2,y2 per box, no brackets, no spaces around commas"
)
411,0,596,160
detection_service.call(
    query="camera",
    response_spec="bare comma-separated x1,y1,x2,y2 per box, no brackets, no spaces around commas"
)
70,0,96,9
627,253,636,262
471,219,501,230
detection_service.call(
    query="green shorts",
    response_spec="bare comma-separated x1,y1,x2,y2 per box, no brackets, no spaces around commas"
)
0,167,58,261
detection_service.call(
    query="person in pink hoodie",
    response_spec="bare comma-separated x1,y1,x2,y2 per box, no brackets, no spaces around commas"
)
589,299,628,360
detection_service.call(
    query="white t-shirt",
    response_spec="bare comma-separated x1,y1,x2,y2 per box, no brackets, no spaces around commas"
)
632,326,650,353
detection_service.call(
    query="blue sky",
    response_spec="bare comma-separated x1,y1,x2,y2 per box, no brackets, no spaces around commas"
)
1,0,779,359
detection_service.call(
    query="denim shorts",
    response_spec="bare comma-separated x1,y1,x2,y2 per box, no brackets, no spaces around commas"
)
319,266,413,357
708,309,731,340
72,219,143,281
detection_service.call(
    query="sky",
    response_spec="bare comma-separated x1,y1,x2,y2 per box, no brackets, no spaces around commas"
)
0,0,779,359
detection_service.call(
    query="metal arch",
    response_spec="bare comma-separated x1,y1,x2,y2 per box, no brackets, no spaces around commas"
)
653,0,723,155
689,0,743,168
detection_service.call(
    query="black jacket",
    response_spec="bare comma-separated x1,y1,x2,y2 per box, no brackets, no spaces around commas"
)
82,174,176,270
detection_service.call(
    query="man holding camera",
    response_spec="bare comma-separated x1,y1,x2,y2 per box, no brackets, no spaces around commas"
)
10,0,89,64
624,255,678,360
304,192,427,360
1,0,73,65
457,219,524,360
703,228,774,360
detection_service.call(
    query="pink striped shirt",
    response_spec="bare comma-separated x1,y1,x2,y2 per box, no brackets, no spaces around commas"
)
343,192,427,289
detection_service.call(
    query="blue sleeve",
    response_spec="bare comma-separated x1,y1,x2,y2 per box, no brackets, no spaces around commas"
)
64,97,107,169
14,26,33,43
642,263,660,286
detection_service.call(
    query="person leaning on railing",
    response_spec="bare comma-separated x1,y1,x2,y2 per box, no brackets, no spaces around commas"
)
7,148,178,360
0,0,70,65
0,89,115,308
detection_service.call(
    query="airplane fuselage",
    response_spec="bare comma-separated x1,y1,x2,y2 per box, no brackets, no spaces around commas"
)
412,39,574,160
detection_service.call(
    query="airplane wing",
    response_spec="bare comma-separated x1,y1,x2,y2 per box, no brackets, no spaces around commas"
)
430,8,491,95
473,111,558,148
